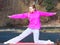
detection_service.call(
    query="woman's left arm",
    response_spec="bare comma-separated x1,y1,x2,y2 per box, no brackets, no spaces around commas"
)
38,11,56,16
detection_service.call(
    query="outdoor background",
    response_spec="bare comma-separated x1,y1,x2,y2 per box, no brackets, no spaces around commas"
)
0,0,60,27
0,0,60,43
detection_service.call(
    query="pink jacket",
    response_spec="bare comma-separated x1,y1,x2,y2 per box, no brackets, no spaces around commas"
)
8,10,56,30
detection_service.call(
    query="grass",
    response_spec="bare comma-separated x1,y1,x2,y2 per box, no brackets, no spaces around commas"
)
41,29,60,33
0,29,60,33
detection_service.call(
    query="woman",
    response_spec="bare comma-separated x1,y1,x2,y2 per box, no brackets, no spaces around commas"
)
4,4,56,44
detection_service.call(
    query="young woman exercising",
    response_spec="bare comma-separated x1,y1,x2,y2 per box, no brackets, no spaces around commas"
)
4,4,56,44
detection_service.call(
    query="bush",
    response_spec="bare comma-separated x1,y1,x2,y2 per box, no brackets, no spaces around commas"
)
42,0,55,11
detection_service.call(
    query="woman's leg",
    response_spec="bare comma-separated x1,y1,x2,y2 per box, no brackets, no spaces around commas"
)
32,29,40,43
4,28,32,44
32,30,54,44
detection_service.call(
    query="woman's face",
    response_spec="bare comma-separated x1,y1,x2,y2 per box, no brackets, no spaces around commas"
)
29,7,35,13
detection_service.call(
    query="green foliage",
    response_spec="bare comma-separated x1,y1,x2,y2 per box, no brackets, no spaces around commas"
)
42,0,55,11
46,4,54,11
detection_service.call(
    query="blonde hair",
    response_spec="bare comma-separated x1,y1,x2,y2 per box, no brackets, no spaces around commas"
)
29,4,36,10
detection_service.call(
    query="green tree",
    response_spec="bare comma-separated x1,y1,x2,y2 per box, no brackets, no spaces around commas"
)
42,0,55,11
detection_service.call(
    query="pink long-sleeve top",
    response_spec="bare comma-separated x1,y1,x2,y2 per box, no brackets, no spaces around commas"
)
8,10,56,30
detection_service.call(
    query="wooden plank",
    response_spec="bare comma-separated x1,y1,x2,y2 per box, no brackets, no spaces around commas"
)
0,43,8,45
8,43,54,45
0,43,55,45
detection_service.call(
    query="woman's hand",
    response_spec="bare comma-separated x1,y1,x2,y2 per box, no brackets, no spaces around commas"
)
8,16,13,18
8,16,11,18
53,12,57,15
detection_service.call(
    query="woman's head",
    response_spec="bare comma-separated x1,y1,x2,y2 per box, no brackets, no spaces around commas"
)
29,4,36,12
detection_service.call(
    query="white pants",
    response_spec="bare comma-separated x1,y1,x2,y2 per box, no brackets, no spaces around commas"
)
4,28,54,44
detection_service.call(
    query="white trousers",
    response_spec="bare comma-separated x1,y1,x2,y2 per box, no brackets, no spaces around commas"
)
4,28,54,44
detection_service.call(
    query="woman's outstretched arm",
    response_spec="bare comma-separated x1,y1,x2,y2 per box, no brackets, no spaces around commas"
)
8,13,28,19
38,11,56,16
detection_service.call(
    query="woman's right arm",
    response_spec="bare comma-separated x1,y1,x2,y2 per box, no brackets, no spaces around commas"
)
8,13,28,19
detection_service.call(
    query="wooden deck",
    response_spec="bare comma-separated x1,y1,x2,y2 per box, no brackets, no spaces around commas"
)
0,43,55,45
9,43,54,45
